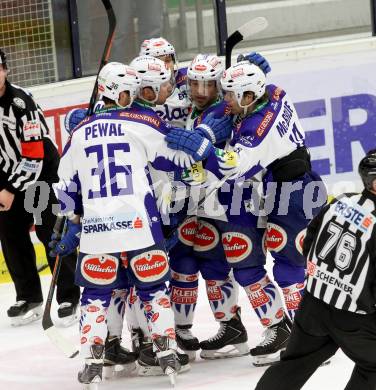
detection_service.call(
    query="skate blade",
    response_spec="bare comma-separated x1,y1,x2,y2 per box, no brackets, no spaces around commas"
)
10,307,42,327
56,313,79,328
137,363,190,376
181,350,196,362
103,362,137,379
82,383,99,390
200,342,249,360
251,350,284,367
165,366,177,387
82,376,101,390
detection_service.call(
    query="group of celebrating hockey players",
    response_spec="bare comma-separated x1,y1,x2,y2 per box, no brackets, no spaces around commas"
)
2,26,376,390
47,36,331,388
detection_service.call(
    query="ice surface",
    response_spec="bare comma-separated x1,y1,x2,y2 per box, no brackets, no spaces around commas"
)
0,271,354,390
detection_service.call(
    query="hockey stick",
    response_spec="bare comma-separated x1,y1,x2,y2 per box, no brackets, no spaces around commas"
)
42,1,116,358
87,0,116,115
225,16,268,68
42,216,79,358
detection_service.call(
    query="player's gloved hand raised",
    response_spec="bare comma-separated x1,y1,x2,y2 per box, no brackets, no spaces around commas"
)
195,114,233,144
49,220,81,257
64,108,87,135
237,52,271,75
166,129,213,162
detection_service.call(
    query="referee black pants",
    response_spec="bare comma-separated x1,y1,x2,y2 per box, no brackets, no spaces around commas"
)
255,292,376,390
0,184,80,306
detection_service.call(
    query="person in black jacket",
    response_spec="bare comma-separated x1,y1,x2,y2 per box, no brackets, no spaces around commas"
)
255,149,376,390
0,48,80,326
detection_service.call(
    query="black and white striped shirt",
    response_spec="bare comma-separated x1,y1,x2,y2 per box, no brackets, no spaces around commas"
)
303,190,376,314
0,80,52,192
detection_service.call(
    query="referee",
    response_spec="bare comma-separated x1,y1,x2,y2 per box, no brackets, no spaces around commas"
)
0,48,79,326
255,149,376,390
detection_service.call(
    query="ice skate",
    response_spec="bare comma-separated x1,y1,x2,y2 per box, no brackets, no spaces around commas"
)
250,316,292,367
137,339,190,377
176,324,200,361
103,337,137,379
78,344,104,390
200,308,249,359
154,336,182,386
56,302,79,327
7,301,43,327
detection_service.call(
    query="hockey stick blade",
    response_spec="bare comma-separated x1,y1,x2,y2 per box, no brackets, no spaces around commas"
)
42,217,78,358
44,326,79,358
238,17,268,40
225,16,268,68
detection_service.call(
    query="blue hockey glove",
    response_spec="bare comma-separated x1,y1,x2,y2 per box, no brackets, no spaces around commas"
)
237,52,271,75
166,129,213,162
64,108,87,135
195,114,233,144
49,220,81,257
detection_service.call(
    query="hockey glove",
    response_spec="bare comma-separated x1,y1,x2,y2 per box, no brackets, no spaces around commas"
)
237,52,271,75
195,114,233,144
166,129,213,162
49,220,81,257
64,108,87,135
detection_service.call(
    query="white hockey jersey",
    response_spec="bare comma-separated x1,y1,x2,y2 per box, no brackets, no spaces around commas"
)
55,105,193,253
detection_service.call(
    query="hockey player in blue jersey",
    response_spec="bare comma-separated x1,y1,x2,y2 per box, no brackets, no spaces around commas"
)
166,59,327,366
50,61,201,387
168,53,247,360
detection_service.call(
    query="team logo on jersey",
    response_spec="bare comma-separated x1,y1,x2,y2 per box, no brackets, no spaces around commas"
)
178,216,198,246
193,220,219,252
222,232,252,262
256,111,274,137
170,286,198,304
12,97,26,110
130,250,169,282
265,223,287,252
295,229,306,255
81,254,118,285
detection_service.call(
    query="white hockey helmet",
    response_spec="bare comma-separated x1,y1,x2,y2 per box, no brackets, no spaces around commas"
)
221,61,266,108
187,54,224,97
97,62,141,108
139,37,178,78
129,55,172,103
139,37,176,58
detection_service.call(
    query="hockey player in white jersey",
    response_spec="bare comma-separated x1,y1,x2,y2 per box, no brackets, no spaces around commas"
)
166,60,327,366
139,37,190,128
51,61,201,387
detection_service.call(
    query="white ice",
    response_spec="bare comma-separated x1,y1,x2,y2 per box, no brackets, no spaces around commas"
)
0,269,354,390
